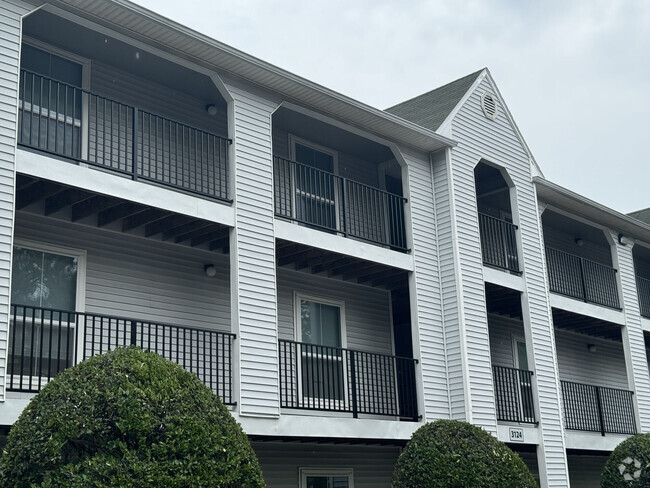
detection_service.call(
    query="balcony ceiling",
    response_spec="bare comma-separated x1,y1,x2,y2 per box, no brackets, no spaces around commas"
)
15,174,230,253
276,239,408,291
23,10,224,105
484,283,522,320
543,210,610,247
552,309,622,342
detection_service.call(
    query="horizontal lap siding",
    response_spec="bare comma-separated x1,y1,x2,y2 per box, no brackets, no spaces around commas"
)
544,226,612,266
228,81,280,417
14,212,230,331
408,149,448,420
0,0,33,402
452,76,568,484
252,442,400,488
276,268,392,354
555,329,627,388
616,241,650,431
567,455,608,488
488,315,525,368
432,151,463,420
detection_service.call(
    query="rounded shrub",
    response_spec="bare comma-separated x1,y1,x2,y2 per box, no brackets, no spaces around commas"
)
0,346,265,488
601,433,650,487
391,419,536,488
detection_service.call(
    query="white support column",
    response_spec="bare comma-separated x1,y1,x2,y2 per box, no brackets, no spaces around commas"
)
611,234,650,433
0,1,34,403
521,195,570,488
225,80,281,418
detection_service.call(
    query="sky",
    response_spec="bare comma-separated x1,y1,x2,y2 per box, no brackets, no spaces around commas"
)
133,0,650,214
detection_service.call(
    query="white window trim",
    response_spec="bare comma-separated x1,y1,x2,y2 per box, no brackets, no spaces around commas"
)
20,37,91,159
289,134,339,173
294,292,346,348
13,238,87,313
299,468,354,488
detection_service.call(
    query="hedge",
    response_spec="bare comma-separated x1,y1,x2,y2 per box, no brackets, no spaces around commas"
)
601,433,650,487
0,346,265,488
391,419,536,488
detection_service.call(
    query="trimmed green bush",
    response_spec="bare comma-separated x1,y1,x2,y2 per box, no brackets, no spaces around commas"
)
601,433,650,487
0,347,265,488
391,419,536,488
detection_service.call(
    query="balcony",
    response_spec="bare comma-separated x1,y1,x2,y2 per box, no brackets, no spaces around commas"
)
7,304,235,404
478,213,520,273
18,70,230,201
492,365,536,424
545,248,620,309
561,381,636,435
278,339,418,420
273,158,407,252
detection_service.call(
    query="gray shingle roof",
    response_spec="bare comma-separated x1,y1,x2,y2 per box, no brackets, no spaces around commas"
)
628,208,650,225
385,69,485,131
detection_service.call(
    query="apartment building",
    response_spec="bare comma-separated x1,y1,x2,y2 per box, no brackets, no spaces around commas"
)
0,1,648,487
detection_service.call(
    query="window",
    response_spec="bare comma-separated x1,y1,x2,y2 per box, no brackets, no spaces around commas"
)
295,294,346,405
300,468,353,488
19,42,85,158
513,337,535,423
290,136,339,230
8,241,85,385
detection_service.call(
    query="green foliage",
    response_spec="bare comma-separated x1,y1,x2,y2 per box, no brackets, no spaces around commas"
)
391,419,536,488
601,433,650,487
0,347,265,488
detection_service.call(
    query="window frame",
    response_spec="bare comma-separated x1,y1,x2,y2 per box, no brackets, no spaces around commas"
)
299,468,354,488
20,37,91,159
294,292,348,408
9,239,87,386
288,135,340,230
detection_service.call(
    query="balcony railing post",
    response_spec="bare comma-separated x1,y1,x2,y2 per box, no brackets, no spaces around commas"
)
349,350,358,418
131,107,138,181
595,386,606,436
130,320,137,346
340,178,348,238
577,257,588,302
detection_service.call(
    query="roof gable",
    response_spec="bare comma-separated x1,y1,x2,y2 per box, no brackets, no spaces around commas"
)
385,69,484,131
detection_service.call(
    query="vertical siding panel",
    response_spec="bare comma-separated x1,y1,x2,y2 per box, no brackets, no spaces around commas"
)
406,149,449,420
0,0,33,403
450,76,569,485
614,238,650,431
227,82,280,417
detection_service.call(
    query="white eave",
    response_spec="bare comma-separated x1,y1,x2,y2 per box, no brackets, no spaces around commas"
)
47,0,456,153
535,177,650,243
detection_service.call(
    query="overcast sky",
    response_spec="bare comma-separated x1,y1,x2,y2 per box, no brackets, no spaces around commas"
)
133,0,650,214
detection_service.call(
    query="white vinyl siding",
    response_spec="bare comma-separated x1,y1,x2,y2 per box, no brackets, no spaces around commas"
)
226,78,280,417
0,0,35,402
450,75,569,484
252,442,399,488
488,314,525,369
554,329,628,389
14,212,230,331
407,148,449,420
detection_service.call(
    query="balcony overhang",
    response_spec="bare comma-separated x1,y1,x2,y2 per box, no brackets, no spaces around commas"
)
15,173,231,253
43,0,455,154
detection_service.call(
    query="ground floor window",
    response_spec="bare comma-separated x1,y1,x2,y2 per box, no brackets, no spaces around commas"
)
299,468,353,488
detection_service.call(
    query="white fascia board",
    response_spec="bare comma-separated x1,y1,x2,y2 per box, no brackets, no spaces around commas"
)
482,266,525,291
16,149,235,226
274,220,414,271
436,69,487,137
549,294,626,325
235,412,422,440
535,177,650,244
57,0,456,154
564,431,629,452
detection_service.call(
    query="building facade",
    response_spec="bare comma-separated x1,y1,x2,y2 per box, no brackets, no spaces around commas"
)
0,1,649,487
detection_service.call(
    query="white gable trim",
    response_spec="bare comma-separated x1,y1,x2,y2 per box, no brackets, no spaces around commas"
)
437,69,545,179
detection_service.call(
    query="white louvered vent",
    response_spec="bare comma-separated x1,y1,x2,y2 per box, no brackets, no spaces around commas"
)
481,92,498,120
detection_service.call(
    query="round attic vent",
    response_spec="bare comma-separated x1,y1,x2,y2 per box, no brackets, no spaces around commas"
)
481,92,498,120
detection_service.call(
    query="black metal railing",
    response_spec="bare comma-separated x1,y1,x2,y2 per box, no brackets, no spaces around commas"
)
478,213,520,273
278,339,418,420
561,380,636,435
6,304,235,404
273,157,408,252
636,276,650,318
18,70,230,201
492,365,536,424
545,247,620,309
